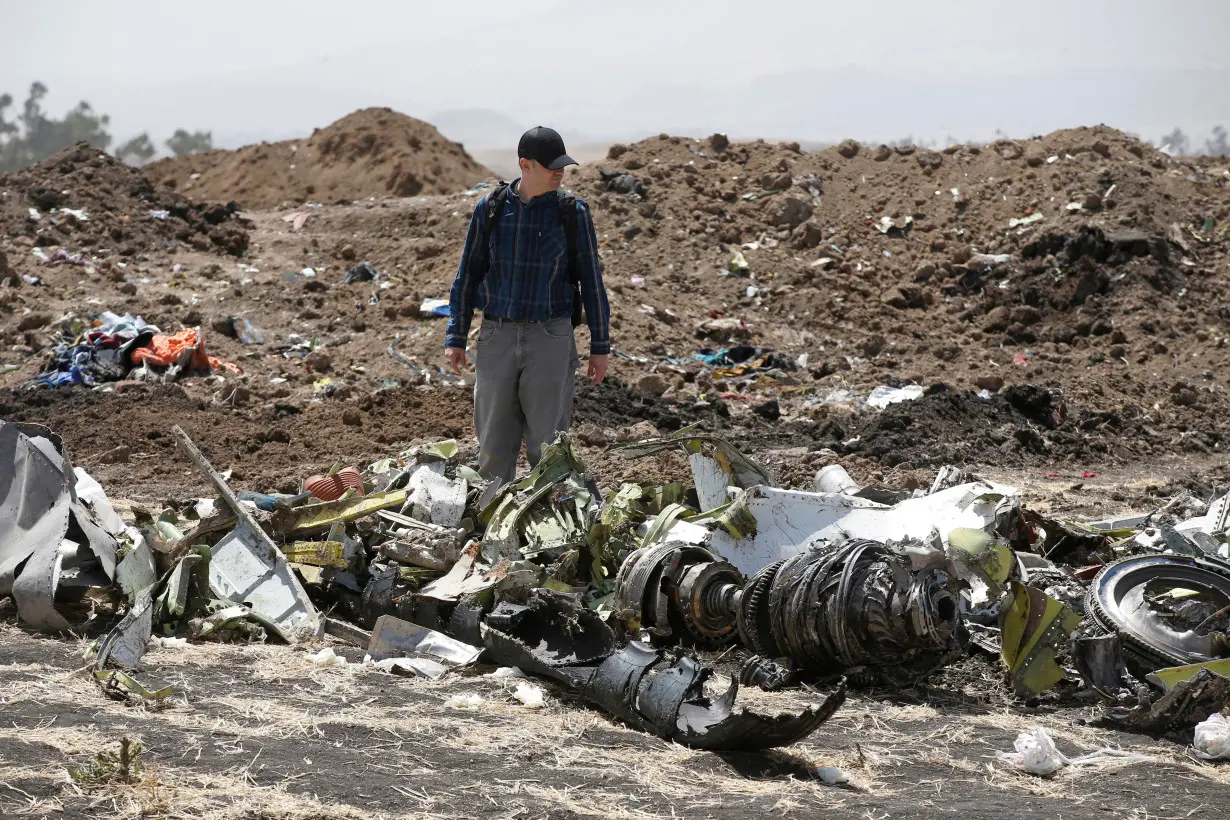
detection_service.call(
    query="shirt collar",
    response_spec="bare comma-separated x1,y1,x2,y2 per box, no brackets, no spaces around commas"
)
510,178,557,207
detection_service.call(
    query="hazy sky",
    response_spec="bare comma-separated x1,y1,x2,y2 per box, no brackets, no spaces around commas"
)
4,1,1229,150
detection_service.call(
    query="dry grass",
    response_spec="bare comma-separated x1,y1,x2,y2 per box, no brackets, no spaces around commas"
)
4,596,1229,820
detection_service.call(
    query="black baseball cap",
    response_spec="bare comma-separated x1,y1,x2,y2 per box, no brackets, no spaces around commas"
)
517,126,577,171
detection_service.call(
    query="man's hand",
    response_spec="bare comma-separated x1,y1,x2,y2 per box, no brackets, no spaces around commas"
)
587,353,608,386
445,346,469,375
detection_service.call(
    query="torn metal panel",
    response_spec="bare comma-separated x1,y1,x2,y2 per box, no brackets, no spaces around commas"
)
94,589,155,670
1084,553,1230,671
159,550,206,619
404,464,467,528
707,481,1019,577
115,530,157,602
690,453,730,511
1146,659,1230,692
208,520,321,641
94,669,173,702
364,614,479,673
1072,634,1139,700
418,541,508,602
281,489,411,535
282,541,347,568
946,526,1015,601
324,616,371,648
1000,582,1083,696
172,425,321,642
73,468,126,535
0,420,118,631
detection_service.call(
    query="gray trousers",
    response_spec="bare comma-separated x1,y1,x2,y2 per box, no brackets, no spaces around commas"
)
474,315,578,484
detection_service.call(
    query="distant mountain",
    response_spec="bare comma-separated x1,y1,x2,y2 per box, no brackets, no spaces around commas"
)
428,108,527,150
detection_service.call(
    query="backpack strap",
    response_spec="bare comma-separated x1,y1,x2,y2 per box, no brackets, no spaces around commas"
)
556,190,584,327
483,182,510,246
556,190,579,285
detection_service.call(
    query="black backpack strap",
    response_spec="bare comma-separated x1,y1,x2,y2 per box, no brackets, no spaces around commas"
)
483,182,510,246
557,190,579,283
556,190,583,327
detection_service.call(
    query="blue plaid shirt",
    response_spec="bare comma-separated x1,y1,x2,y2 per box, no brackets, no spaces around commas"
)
445,181,611,355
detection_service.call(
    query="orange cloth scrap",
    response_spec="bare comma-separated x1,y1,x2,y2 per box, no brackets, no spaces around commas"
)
131,329,241,374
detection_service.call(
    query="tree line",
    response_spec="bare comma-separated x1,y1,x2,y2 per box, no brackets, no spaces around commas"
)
0,81,214,174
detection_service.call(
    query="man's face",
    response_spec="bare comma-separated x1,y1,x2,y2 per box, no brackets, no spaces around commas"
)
522,159,565,191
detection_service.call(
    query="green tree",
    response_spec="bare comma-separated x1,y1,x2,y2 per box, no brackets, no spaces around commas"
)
0,81,113,173
116,133,156,165
164,128,213,157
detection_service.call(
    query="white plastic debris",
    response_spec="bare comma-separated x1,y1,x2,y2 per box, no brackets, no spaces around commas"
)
867,384,924,409
420,298,450,318
152,636,189,649
366,656,449,679
998,728,1068,775
309,647,348,667
816,766,849,785
1194,713,1230,760
486,666,529,679
444,693,486,709
996,728,1153,776
512,682,546,708
1008,213,1044,229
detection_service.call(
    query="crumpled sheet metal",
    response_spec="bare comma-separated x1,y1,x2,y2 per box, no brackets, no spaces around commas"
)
706,480,1020,577
1000,582,1083,696
0,420,118,630
480,591,844,750
481,434,599,564
172,425,322,641
616,424,776,513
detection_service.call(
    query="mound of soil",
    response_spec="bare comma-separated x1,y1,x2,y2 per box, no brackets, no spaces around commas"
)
563,126,1230,377
821,381,1224,469
0,142,250,258
147,108,493,209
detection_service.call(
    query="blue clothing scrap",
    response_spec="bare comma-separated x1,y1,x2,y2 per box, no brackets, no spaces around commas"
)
445,181,612,355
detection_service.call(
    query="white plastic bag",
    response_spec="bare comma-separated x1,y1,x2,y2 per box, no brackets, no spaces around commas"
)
998,728,1068,775
512,682,545,708
997,728,1153,776
1194,713,1230,760
309,647,348,668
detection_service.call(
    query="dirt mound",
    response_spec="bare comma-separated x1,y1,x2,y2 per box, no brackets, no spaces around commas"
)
0,142,250,258
147,108,493,209
565,125,1229,376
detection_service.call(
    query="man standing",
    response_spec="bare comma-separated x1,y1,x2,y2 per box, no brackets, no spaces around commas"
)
445,126,611,484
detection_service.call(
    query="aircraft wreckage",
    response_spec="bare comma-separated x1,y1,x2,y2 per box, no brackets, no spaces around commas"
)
6,418,1230,750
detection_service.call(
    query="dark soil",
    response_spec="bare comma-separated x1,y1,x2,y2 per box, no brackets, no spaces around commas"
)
0,142,251,259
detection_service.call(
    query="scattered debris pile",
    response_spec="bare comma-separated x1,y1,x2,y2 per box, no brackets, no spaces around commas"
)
146,108,494,209
6,414,1230,752
0,142,250,257
33,311,239,387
